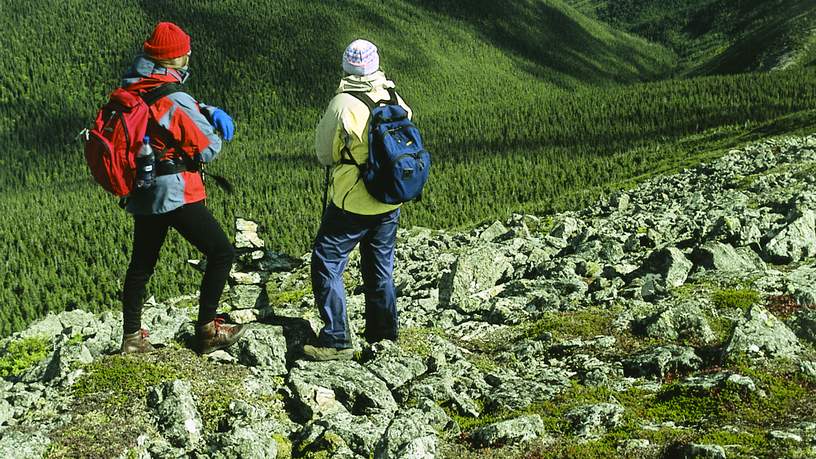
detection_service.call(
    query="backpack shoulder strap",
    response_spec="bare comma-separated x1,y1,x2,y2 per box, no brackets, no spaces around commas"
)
139,83,188,161
386,87,399,105
343,91,377,112
141,83,185,106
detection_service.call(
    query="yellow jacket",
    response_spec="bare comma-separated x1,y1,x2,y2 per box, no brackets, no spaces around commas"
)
315,71,412,215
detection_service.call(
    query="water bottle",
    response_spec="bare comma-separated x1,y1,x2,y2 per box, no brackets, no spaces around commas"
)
135,136,156,190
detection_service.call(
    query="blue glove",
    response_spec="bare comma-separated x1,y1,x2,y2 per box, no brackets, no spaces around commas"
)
211,108,234,141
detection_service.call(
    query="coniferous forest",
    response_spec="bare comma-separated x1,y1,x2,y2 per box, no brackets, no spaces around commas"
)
1,0,815,336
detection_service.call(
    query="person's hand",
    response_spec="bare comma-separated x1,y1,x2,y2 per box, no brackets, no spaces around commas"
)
211,108,234,141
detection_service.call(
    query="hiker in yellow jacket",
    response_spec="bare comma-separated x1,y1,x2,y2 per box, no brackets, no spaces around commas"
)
305,39,412,360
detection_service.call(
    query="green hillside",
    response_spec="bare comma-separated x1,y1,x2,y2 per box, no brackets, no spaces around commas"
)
567,0,816,74
2,0,816,336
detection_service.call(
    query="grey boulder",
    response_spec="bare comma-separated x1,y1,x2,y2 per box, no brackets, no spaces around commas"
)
289,360,398,421
565,403,624,439
147,380,203,449
723,305,803,362
230,325,288,375
471,415,546,447
623,345,702,379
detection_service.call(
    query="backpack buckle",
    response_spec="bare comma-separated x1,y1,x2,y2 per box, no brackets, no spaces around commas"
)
76,128,90,142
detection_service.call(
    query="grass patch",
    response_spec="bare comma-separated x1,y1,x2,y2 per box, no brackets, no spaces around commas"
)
273,433,293,459
54,346,283,456
397,326,447,358
521,308,616,342
706,315,735,345
72,354,184,406
47,410,153,459
445,361,815,457
267,287,311,307
711,289,761,312
646,364,814,427
0,336,50,378
697,429,768,455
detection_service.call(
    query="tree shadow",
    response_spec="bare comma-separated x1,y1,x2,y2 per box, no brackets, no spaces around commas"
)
410,0,671,84
134,1,436,114
2,99,89,159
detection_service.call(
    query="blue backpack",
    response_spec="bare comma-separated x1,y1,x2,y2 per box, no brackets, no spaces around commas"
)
341,88,430,204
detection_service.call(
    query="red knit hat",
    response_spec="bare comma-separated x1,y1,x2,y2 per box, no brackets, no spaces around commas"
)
143,22,191,59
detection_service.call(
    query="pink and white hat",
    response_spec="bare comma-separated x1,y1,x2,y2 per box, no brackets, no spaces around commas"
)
342,39,380,76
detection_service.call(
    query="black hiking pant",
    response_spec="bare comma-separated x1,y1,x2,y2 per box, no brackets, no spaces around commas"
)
122,201,235,334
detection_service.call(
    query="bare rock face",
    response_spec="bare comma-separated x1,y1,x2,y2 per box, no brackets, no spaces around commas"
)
471,415,547,447
438,245,512,313
147,380,204,450
565,403,624,440
206,401,285,459
692,241,765,272
644,247,692,288
235,218,265,250
375,401,453,459
724,305,803,362
623,345,702,379
635,303,716,343
289,360,398,421
763,210,816,263
230,325,288,375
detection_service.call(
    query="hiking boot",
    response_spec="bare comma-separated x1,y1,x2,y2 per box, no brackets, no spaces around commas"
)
120,329,156,354
195,317,247,354
302,344,354,361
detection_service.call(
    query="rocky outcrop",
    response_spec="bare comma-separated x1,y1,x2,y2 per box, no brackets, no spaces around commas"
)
723,305,803,362
148,380,204,450
3,135,816,458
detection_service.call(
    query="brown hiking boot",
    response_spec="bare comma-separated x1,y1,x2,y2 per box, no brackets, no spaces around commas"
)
302,344,355,361
195,317,247,354
120,329,156,354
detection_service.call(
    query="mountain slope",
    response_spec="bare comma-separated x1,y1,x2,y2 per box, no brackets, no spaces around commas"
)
566,0,816,74
1,0,815,337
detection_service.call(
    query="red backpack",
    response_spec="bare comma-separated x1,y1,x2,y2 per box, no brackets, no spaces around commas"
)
84,84,182,196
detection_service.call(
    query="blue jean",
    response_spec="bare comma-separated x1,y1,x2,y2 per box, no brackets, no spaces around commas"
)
311,204,400,348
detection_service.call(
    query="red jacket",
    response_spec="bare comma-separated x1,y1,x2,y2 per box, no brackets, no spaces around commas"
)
121,55,223,215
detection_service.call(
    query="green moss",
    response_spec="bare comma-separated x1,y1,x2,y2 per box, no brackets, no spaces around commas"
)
173,297,198,309
73,354,183,406
63,347,254,456
198,389,235,433
706,315,735,345
697,429,768,454
0,336,50,378
670,282,710,300
397,327,446,357
273,434,293,459
522,308,615,341
711,289,761,312
647,364,812,426
443,363,815,457
267,287,310,307
299,431,347,458
47,410,152,459
468,353,499,373
67,334,84,346
302,452,332,459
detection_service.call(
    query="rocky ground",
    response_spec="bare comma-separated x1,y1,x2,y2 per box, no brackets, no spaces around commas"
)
3,135,816,458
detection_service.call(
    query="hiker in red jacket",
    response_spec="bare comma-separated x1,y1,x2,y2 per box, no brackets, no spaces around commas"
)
118,22,244,354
